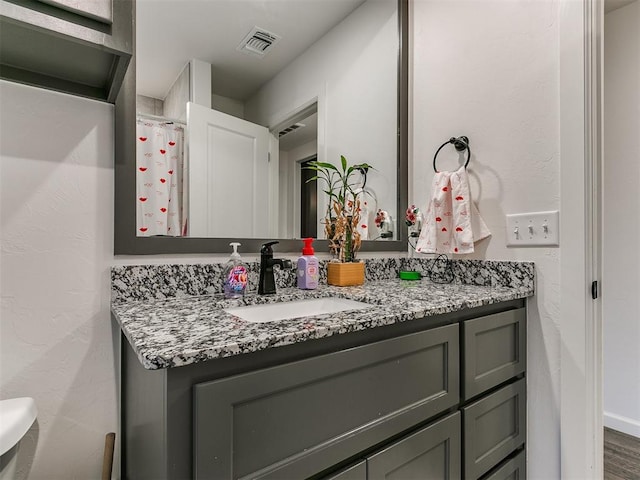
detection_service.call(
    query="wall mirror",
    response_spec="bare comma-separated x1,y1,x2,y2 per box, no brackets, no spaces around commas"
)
114,0,407,255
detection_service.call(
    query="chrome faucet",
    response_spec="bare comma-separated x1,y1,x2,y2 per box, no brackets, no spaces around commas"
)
258,241,292,295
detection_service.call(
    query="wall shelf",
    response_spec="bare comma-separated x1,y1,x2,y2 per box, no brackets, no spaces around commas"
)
0,0,131,103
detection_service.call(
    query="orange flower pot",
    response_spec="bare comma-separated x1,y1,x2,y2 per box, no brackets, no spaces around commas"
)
327,262,365,286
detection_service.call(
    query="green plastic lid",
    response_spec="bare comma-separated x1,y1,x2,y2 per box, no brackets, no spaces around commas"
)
399,270,421,281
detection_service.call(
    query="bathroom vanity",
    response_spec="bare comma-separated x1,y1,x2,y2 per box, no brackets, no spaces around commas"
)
112,264,532,480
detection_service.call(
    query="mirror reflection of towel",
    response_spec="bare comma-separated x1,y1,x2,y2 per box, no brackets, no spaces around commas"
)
357,199,370,240
415,166,490,254
352,187,375,241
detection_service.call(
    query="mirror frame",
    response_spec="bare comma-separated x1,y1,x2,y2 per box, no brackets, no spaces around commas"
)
115,0,408,255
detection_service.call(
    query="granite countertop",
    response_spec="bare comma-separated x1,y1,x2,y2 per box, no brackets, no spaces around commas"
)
111,278,533,370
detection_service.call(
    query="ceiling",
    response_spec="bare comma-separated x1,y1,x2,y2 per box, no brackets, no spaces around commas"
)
605,0,637,13
136,0,366,101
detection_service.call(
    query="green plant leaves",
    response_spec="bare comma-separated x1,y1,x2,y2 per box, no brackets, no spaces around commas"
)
304,161,337,171
302,155,374,261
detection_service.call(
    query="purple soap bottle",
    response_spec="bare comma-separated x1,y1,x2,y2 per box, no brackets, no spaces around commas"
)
223,242,248,299
297,238,319,289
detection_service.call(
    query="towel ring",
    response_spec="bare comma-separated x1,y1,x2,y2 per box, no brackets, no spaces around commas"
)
433,136,471,172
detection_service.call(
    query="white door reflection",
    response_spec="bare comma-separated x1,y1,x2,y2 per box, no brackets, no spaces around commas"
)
187,102,275,238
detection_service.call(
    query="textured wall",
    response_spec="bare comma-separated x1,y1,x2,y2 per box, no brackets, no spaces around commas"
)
411,1,561,478
0,81,118,479
603,0,640,438
163,63,189,122
136,94,163,116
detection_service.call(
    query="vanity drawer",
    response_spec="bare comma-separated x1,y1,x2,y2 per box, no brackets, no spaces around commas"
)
193,323,459,480
463,308,526,400
367,411,461,479
323,460,366,480
463,378,526,480
482,449,526,480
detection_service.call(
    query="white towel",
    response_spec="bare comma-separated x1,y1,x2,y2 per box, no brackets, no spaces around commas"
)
415,166,491,254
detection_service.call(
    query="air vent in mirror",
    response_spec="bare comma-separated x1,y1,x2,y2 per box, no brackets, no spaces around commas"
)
278,123,306,138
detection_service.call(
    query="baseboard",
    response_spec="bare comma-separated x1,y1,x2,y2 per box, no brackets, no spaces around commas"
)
604,411,640,438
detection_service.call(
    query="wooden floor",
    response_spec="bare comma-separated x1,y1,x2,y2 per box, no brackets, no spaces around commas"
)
604,427,640,480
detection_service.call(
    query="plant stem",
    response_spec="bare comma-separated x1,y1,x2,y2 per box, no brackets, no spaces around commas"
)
345,216,353,262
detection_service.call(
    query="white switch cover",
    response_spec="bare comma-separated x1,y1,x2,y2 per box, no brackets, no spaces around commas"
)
506,210,559,247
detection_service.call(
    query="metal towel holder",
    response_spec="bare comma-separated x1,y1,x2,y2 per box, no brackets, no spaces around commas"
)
433,136,471,172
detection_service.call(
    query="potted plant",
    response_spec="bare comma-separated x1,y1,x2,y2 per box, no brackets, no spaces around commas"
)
305,155,373,286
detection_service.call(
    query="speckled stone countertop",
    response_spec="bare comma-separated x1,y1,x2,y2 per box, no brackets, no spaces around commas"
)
112,268,534,370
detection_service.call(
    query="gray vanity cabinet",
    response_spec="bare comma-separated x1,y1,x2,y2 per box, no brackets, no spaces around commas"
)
463,379,526,479
323,412,461,480
461,306,527,480
323,461,367,480
463,308,526,401
121,298,527,479
483,450,526,480
367,412,461,479
193,324,459,479
0,0,131,102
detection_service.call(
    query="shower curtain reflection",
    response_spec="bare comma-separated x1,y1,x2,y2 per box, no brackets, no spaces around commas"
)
136,118,187,236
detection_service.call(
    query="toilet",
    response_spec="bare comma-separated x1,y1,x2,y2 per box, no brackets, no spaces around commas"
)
0,398,37,479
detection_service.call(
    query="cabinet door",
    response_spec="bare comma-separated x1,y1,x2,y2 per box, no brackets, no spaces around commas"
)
463,308,526,400
323,461,367,480
484,450,526,480
194,324,459,479
463,379,526,479
367,412,461,479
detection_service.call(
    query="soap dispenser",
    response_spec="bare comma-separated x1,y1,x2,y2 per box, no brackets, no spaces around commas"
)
223,242,248,299
297,238,319,290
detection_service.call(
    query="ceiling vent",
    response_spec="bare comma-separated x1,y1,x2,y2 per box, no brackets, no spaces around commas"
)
278,123,305,138
237,27,281,57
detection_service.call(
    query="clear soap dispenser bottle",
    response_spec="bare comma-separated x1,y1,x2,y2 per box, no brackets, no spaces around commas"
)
297,238,319,289
223,242,248,299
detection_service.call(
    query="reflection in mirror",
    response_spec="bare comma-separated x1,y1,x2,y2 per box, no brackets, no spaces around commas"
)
135,0,399,241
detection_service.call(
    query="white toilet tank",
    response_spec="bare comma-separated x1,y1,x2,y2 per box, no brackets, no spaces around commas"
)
0,398,37,479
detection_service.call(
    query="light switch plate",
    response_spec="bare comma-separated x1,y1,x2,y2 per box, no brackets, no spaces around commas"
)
506,210,559,247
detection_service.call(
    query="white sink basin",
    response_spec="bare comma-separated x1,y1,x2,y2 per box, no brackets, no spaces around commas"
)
225,297,370,323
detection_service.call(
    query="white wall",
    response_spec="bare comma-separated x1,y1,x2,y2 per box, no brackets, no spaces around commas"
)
0,81,118,478
211,94,245,119
136,94,163,116
163,63,189,121
411,1,561,478
190,59,212,109
603,0,640,438
245,0,398,230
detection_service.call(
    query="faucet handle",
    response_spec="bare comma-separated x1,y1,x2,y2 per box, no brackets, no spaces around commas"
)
261,241,279,255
